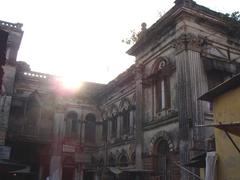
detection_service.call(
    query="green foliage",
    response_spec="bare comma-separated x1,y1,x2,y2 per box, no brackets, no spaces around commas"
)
225,11,240,22
223,11,240,39
121,30,138,45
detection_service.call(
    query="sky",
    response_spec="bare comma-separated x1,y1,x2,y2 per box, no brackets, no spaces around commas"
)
0,0,239,85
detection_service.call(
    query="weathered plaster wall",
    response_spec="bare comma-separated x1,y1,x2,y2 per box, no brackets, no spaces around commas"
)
213,86,240,180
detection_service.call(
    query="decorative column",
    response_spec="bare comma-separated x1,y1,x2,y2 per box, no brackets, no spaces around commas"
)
135,63,144,169
174,33,209,180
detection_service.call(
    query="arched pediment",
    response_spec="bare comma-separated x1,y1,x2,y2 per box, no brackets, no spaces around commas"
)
149,131,174,155
152,57,170,73
148,56,175,78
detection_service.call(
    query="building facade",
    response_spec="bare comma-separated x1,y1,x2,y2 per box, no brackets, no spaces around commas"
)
0,20,23,146
1,0,240,180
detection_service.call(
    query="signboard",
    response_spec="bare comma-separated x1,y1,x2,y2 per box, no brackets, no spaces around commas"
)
0,145,11,159
62,144,75,153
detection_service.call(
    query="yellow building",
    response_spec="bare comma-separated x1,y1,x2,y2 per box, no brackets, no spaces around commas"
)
200,74,240,180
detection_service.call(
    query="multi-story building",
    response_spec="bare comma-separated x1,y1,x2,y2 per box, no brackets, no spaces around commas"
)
1,0,240,180
0,20,23,146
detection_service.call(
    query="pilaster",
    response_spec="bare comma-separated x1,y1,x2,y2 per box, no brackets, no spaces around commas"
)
174,33,209,180
135,63,144,169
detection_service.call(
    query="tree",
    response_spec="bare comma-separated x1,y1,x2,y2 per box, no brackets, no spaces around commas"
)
122,22,147,45
225,11,240,22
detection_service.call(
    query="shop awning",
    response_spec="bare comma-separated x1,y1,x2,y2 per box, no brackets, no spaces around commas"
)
196,122,240,137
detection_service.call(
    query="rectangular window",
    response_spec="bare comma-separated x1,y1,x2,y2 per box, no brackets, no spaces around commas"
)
161,79,165,109
156,77,170,112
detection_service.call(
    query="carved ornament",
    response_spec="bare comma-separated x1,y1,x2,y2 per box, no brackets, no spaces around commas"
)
149,131,175,155
173,33,206,53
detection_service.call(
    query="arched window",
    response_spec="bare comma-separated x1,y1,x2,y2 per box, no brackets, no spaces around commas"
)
156,140,169,179
111,116,117,138
120,99,131,135
65,111,78,138
110,105,118,138
156,77,170,111
122,109,130,135
119,154,128,167
108,154,116,167
85,113,96,143
152,58,172,113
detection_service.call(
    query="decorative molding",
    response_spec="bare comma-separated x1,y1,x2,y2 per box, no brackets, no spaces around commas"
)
146,56,176,82
108,104,119,118
149,131,175,155
143,110,178,130
119,97,131,112
172,33,206,54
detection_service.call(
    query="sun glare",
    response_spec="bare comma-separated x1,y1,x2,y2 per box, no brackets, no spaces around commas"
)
60,76,83,90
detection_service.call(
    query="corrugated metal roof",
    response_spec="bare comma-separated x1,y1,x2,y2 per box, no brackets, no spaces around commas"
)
199,73,240,101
